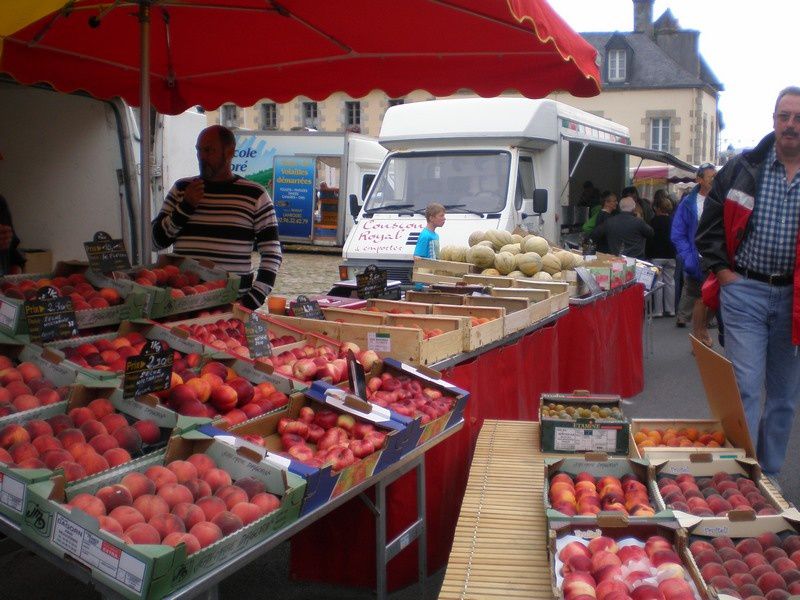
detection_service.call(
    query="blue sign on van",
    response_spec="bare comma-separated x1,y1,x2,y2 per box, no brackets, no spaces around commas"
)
272,156,315,239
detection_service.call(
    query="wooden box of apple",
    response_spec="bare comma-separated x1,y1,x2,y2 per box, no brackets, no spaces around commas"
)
0,261,147,335
20,430,305,600
89,254,240,319
545,455,672,523
550,521,704,600
630,420,748,461
0,383,199,525
540,392,630,455
199,381,414,515
684,511,800,599
652,456,788,525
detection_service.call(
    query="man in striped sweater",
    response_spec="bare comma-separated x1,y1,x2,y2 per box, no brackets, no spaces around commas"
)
152,125,282,310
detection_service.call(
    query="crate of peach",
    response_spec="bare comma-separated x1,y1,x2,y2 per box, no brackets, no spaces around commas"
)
20,430,305,600
549,521,703,600
631,420,748,460
653,457,789,525
90,254,240,319
198,382,413,515
0,261,147,336
539,392,630,455
684,511,800,599
544,455,672,523
0,384,198,525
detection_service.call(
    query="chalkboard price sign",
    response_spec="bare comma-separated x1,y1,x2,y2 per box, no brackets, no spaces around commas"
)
245,312,272,358
356,265,388,300
84,231,131,274
24,287,79,344
346,350,367,399
291,295,325,320
123,342,173,398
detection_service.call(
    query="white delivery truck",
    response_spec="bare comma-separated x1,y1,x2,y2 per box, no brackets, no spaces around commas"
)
340,97,693,283
231,130,386,247
0,80,205,267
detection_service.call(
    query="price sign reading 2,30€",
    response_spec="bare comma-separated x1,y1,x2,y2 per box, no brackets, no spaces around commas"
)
23,286,79,344
123,339,173,398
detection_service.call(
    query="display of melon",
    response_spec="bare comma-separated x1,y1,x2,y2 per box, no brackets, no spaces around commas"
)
533,271,553,281
515,252,543,276
466,245,496,269
499,243,521,255
555,249,579,270
523,235,550,256
468,230,487,247
477,240,494,248
494,251,516,275
507,270,527,279
481,268,500,276
449,246,468,263
485,229,513,250
552,272,563,280
511,234,524,245
439,246,454,261
540,253,562,275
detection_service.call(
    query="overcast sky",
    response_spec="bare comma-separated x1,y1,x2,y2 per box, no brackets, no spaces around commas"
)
546,0,800,149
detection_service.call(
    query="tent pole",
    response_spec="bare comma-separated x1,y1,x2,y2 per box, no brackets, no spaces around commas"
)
139,1,152,266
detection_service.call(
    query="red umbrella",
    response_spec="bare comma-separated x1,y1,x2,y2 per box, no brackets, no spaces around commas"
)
1,0,600,258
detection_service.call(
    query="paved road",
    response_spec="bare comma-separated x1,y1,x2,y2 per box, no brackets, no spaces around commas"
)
3,266,799,599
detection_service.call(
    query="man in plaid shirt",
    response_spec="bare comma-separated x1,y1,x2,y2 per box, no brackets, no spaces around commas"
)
696,87,800,476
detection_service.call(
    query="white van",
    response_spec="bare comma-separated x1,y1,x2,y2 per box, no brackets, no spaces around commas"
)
340,97,692,282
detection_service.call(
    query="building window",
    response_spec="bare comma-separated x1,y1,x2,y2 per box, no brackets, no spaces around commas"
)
260,103,277,130
650,117,670,152
345,101,361,128
607,49,627,82
220,104,238,128
302,102,319,129
388,98,405,107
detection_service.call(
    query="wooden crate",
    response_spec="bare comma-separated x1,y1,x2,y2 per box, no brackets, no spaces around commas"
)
629,418,747,460
336,321,463,366
365,298,431,315
489,287,564,317
405,290,466,305
465,294,550,335
321,306,387,325
430,304,505,351
514,280,571,311
267,314,342,339
461,273,516,288
412,256,475,284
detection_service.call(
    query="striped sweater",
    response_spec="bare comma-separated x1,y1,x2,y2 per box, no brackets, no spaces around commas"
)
152,176,282,309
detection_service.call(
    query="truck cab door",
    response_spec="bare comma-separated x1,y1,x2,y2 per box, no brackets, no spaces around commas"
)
516,155,536,231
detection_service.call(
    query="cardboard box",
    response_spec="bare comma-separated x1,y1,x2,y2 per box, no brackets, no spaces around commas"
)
21,249,52,274
544,455,672,524
540,392,629,455
21,432,305,600
630,337,754,461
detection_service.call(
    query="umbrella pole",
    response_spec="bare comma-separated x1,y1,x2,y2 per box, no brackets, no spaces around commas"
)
139,1,152,266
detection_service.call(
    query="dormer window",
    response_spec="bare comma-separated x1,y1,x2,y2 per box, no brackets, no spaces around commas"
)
607,49,627,82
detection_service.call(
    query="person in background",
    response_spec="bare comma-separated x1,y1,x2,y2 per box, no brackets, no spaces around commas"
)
590,196,653,259
578,180,602,209
414,203,446,259
621,185,654,223
671,163,716,341
581,190,617,237
0,153,25,275
646,192,676,317
696,86,800,477
152,125,282,310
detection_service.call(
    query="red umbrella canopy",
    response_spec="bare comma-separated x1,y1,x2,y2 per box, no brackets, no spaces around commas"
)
1,0,600,115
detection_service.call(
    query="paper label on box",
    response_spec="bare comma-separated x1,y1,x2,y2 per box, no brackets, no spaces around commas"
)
0,471,25,513
0,299,19,329
52,513,145,593
553,427,618,452
367,332,391,352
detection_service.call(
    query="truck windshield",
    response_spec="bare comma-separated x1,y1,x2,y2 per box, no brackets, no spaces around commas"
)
363,151,510,214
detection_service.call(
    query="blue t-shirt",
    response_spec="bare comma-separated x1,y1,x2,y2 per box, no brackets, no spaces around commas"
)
414,228,439,259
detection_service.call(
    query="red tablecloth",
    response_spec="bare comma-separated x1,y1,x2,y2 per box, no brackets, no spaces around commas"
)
290,284,643,589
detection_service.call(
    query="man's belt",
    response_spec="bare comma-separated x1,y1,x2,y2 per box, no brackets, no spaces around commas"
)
734,266,793,286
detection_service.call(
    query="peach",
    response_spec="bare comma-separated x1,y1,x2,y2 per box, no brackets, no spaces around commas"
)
112,425,142,453
650,550,682,567
145,465,178,489
657,578,692,598
6,381,32,398
184,378,211,403
203,468,232,493
16,361,43,383
234,477,266,501
68,493,107,517
97,515,124,538
80,420,108,441
87,398,115,420
68,407,95,427
89,433,118,455
758,571,788,593
133,420,160,445
765,547,789,562
730,571,757,587
230,502,263,526
101,413,128,434
215,485,248,510
700,562,728,581
172,502,205,530
184,478,212,501
16,457,45,469
616,545,647,566
0,446,12,464
708,575,735,590
32,434,62,455
724,558,749,575
211,510,243,536
752,564,777,580
197,496,227,521
34,388,61,406
41,448,73,469
125,522,161,544
149,513,186,539
591,550,621,574
736,538,763,555
166,460,198,484
157,483,194,509
782,569,800,584
121,472,156,499
189,521,223,548
58,428,86,449
251,492,281,515
0,423,30,449
10,442,39,464
782,535,800,555
765,590,791,600
717,547,742,562
133,494,170,521
773,557,798,574
78,451,110,476
103,447,131,467
96,484,133,512
588,536,618,556
60,461,87,482
109,505,146,530
744,552,770,569
162,532,201,555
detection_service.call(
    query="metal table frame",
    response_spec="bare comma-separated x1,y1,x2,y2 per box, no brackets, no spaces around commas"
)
0,422,463,600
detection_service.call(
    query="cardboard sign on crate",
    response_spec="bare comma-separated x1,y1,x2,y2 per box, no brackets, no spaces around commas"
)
83,230,131,274
123,339,174,398
23,286,79,344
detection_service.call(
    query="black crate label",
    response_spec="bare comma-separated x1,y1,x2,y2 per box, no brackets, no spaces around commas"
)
24,289,79,344
84,231,131,273
347,349,367,399
356,265,388,299
123,345,173,398
245,312,272,358
291,295,325,320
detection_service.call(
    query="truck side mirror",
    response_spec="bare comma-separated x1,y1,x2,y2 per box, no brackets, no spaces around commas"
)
349,194,361,219
533,189,548,214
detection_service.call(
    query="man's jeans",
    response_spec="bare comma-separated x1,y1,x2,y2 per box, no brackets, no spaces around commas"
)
720,276,800,475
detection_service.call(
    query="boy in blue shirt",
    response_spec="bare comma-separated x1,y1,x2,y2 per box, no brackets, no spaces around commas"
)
414,203,446,259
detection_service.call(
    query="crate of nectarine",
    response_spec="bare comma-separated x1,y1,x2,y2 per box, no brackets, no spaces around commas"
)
544,455,673,523
20,430,305,600
685,511,800,599
653,456,789,525
630,419,747,461
540,391,630,455
549,521,704,600
90,254,240,319
0,261,147,335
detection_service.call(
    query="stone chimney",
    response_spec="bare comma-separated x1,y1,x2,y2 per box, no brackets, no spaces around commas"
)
633,0,654,36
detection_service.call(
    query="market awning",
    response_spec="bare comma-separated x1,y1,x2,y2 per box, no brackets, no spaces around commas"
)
561,133,695,171
630,164,696,183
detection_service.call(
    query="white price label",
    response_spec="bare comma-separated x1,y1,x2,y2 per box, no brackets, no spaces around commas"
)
0,299,19,329
0,472,25,513
553,427,618,452
367,332,391,352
